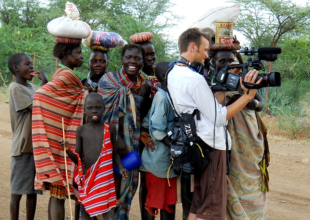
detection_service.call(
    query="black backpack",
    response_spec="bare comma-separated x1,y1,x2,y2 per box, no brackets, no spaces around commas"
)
165,64,210,175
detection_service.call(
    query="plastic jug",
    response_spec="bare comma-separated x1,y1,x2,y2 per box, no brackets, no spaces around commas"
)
113,151,142,175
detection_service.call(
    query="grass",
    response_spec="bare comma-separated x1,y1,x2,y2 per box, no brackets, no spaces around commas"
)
0,71,9,102
261,114,310,140
0,86,9,103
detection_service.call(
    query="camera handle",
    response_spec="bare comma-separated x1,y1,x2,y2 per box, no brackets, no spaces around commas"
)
243,82,263,93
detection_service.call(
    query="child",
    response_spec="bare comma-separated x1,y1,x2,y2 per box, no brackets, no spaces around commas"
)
61,92,128,220
81,50,108,88
8,53,47,220
139,62,177,220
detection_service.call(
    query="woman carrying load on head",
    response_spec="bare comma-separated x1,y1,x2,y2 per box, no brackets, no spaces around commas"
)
130,32,159,97
130,32,159,220
81,31,127,89
31,3,91,220
97,43,152,220
209,35,270,220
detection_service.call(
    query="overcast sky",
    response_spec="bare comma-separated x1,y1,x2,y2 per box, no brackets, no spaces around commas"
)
168,0,308,46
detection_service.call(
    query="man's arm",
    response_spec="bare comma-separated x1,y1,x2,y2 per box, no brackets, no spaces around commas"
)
192,70,262,125
59,140,78,165
109,123,128,179
12,86,33,112
246,91,264,112
117,117,129,157
140,112,156,151
35,70,48,86
226,70,262,120
149,95,171,146
59,126,81,165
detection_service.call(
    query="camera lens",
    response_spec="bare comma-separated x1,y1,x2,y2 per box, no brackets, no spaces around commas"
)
256,72,281,87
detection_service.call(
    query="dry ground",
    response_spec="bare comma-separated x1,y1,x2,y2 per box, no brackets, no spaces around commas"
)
0,101,309,220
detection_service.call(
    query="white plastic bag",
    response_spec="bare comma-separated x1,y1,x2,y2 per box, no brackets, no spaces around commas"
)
47,2,91,39
190,3,240,36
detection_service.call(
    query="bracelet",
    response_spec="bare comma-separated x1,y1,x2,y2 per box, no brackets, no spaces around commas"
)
254,100,259,108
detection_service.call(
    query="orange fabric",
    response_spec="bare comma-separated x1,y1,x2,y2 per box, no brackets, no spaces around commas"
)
130,32,153,43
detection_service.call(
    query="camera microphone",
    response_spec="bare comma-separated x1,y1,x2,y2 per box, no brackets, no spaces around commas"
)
257,47,281,54
233,47,281,56
258,47,281,61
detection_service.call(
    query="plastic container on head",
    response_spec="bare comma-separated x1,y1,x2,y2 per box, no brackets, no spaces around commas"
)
215,22,234,44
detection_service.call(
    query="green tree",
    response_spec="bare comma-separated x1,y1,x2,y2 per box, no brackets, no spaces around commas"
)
0,23,56,80
0,0,55,83
272,35,310,78
0,0,178,82
232,0,310,47
102,0,178,70
0,0,49,27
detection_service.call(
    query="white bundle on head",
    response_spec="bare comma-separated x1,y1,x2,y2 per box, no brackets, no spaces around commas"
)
190,3,240,37
47,1,91,39
64,2,80,20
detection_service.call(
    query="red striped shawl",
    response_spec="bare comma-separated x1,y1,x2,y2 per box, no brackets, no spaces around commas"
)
75,123,117,217
32,67,85,193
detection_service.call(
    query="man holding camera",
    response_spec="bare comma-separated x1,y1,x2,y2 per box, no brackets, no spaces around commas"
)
167,28,262,220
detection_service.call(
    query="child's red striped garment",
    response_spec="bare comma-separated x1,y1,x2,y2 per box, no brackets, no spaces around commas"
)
74,123,117,217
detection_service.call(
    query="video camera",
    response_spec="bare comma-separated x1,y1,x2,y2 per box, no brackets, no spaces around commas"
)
211,47,282,92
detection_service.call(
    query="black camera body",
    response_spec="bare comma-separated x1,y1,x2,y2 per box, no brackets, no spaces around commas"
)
211,47,282,92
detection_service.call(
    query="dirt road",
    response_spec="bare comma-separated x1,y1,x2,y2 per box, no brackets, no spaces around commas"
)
0,101,309,220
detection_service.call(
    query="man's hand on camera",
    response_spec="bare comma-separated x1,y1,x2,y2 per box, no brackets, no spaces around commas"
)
240,70,263,99
228,62,241,75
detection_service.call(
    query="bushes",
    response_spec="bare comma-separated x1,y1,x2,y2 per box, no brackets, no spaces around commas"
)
260,79,310,139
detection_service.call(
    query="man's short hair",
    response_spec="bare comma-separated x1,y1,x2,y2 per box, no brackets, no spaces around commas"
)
8,53,28,75
178,28,210,53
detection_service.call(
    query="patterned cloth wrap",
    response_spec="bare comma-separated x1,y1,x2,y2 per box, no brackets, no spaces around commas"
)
83,31,127,52
130,32,153,43
225,93,269,220
55,36,82,44
97,70,145,220
140,70,160,98
32,67,85,195
74,123,117,217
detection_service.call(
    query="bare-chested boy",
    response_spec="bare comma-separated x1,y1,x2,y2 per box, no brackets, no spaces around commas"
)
61,92,128,220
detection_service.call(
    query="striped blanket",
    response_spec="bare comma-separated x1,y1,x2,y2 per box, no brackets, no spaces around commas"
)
98,70,144,220
226,108,268,220
75,123,117,217
32,67,85,193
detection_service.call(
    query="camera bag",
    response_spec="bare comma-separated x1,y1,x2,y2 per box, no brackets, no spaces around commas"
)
165,64,210,175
